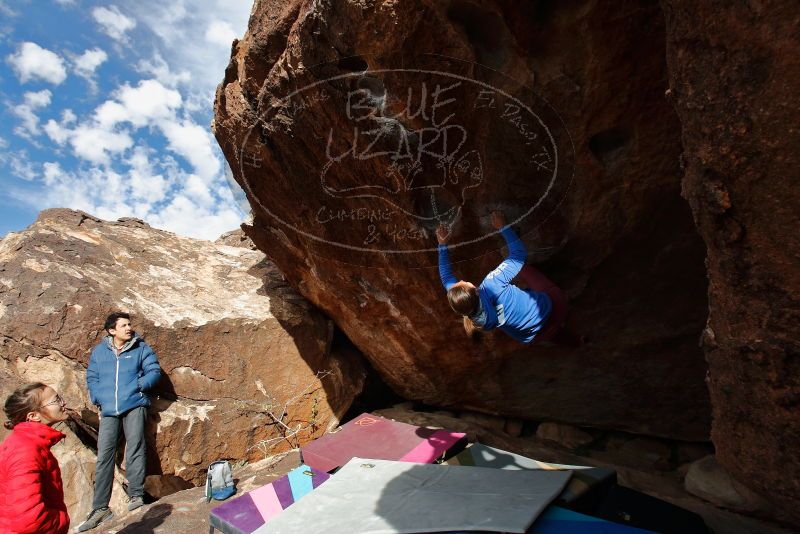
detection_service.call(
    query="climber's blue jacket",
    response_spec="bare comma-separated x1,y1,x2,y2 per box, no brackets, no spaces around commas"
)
438,226,552,344
86,334,161,416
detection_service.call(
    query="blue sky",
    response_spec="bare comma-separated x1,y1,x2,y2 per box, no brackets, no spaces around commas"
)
0,0,252,240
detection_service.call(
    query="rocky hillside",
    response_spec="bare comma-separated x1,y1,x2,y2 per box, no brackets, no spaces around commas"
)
212,0,799,526
0,209,365,520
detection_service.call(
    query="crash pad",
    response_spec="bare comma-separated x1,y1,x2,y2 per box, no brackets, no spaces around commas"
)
253,457,572,534
586,484,710,534
300,413,466,472
528,506,656,533
445,506,656,533
209,464,330,534
445,443,616,504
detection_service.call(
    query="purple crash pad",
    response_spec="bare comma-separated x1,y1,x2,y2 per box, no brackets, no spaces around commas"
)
209,464,330,534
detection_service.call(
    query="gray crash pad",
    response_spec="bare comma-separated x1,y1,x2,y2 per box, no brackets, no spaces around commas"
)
254,457,572,534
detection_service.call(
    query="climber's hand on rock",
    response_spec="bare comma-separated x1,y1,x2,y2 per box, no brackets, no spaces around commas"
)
436,224,451,244
490,210,506,230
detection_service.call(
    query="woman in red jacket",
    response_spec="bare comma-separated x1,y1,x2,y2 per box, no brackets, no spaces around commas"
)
0,382,70,534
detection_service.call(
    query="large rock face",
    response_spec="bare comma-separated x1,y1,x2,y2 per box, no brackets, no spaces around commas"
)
0,209,365,502
213,0,710,440
661,0,800,519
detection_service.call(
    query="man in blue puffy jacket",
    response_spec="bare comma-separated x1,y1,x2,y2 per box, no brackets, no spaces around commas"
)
77,312,161,532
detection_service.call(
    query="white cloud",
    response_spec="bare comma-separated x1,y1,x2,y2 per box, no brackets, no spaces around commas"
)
127,146,169,203
183,173,215,207
9,151,38,181
148,194,242,239
72,47,107,90
70,124,133,164
158,118,220,180
54,0,76,5
45,79,183,166
24,90,52,107
42,161,63,184
95,79,182,128
0,0,17,17
135,53,191,88
11,89,52,138
17,156,241,240
92,5,137,42
43,109,78,145
18,164,102,215
20,163,125,216
44,118,70,144
61,109,77,124
5,1,250,241
129,1,251,101
6,42,68,85
45,114,133,164
205,21,237,47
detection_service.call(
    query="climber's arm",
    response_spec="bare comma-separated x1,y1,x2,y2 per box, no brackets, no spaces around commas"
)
485,212,526,287
500,225,527,264
437,224,458,291
438,245,458,291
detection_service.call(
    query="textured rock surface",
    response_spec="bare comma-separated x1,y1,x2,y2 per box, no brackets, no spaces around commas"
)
0,209,365,498
213,0,710,440
536,422,594,450
685,456,769,514
661,0,800,520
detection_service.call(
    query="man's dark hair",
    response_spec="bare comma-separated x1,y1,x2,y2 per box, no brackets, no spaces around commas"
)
447,285,479,316
104,312,131,333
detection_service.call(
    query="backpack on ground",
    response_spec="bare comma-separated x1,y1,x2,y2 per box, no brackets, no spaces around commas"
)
205,460,236,501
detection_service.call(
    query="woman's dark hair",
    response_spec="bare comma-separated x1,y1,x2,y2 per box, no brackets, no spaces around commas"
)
104,311,130,333
3,382,46,430
447,284,479,316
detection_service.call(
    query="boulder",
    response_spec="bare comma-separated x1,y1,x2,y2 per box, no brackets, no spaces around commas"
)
0,209,365,500
617,437,673,471
457,410,506,433
503,417,524,438
587,432,674,472
662,0,800,520
536,422,594,450
685,456,769,514
213,0,710,441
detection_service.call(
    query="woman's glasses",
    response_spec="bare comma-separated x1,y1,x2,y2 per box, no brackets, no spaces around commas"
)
40,394,65,408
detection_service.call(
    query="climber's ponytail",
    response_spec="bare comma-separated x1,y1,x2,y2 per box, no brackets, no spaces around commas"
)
463,316,483,339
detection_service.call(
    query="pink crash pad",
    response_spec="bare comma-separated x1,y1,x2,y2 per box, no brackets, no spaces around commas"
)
300,413,466,472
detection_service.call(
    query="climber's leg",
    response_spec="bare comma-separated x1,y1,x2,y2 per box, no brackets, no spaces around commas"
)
516,263,557,293
518,265,569,343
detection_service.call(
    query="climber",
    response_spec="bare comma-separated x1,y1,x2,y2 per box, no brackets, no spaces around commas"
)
437,211,575,345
